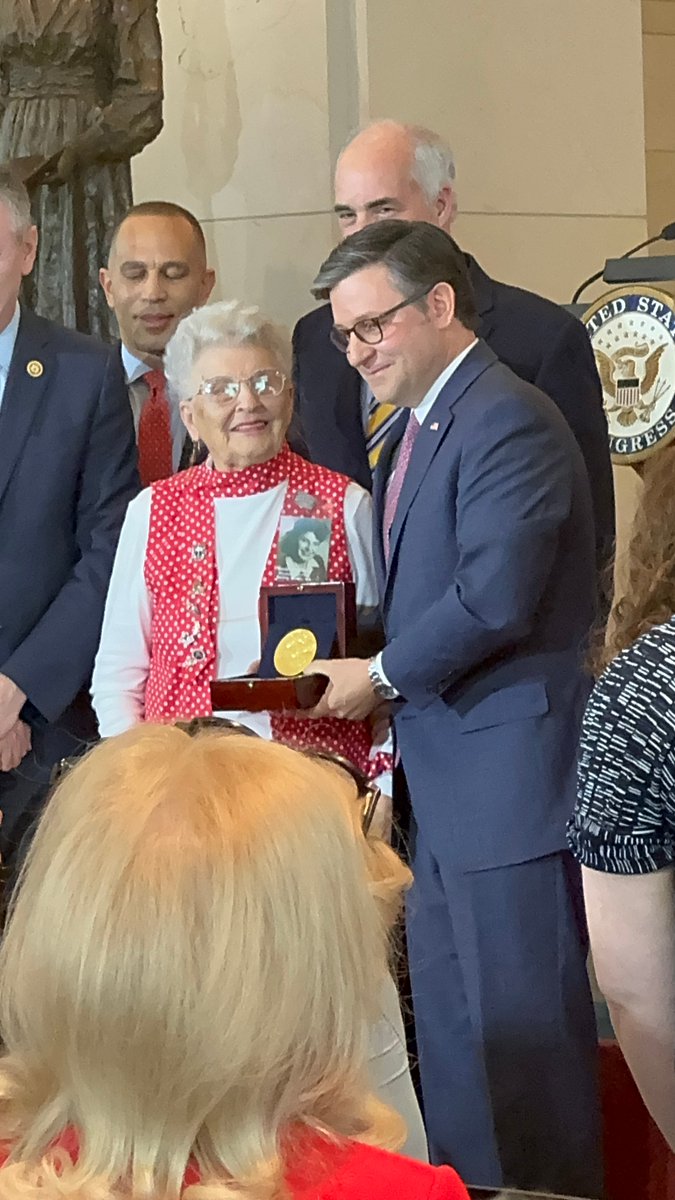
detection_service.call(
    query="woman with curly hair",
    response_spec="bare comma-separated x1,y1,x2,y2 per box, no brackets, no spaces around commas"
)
568,444,675,1151
0,726,461,1198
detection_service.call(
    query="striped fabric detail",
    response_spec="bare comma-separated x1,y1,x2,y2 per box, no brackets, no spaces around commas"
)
366,392,399,469
568,617,675,874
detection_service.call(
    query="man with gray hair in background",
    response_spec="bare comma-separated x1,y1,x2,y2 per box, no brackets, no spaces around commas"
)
291,120,614,575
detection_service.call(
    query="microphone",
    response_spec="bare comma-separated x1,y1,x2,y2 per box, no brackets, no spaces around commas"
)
571,222,675,304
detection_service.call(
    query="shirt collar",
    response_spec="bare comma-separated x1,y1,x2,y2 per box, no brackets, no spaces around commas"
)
0,303,21,376
413,338,478,425
121,342,164,385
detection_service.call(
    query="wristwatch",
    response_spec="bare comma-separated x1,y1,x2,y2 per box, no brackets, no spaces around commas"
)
367,656,399,701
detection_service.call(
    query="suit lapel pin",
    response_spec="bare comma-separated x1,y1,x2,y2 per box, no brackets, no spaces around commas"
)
430,421,439,431
26,360,44,378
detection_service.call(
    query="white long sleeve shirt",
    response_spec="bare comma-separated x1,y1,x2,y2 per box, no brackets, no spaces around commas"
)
92,480,378,740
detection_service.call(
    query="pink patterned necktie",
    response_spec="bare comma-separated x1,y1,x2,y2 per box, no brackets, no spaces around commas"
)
383,411,420,560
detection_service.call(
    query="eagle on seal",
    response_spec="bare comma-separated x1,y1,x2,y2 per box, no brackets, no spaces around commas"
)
594,342,668,425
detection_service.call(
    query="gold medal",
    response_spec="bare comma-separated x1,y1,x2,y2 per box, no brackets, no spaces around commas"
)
274,628,318,677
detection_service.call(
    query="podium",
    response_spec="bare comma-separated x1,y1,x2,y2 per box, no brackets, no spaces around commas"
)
564,248,675,465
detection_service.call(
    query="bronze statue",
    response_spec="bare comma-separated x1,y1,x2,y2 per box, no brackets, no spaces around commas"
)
0,0,163,339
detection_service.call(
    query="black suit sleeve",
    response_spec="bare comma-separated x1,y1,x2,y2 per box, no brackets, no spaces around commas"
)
287,317,310,459
3,350,139,721
534,318,615,573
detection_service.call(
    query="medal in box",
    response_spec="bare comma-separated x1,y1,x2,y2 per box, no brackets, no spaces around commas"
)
210,581,356,713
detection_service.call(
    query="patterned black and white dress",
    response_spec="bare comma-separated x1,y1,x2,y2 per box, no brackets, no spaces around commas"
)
568,617,675,874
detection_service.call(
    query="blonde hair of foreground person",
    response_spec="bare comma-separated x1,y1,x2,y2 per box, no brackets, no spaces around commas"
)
0,726,411,1200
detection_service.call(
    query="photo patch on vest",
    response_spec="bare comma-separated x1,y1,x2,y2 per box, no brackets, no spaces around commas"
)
277,516,331,583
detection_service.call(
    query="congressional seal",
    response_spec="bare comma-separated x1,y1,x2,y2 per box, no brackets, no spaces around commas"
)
583,286,675,463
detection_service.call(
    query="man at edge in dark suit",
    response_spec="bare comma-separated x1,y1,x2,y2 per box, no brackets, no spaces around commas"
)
0,170,138,870
305,220,602,1197
291,120,614,574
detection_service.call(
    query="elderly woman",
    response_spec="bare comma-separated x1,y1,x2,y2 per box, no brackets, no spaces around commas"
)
90,302,424,1153
0,726,466,1199
92,299,389,781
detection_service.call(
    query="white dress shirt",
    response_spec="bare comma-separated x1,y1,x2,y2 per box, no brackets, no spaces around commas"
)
121,343,188,473
411,338,478,427
0,304,21,414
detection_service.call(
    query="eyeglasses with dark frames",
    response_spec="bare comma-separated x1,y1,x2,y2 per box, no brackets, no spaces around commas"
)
49,719,383,838
196,368,287,403
329,283,435,353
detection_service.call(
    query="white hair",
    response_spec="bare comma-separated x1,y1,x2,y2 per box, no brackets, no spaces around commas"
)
408,125,457,216
0,169,33,236
164,299,292,404
344,120,458,220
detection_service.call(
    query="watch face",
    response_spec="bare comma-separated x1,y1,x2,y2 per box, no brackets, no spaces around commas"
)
372,672,387,697
368,659,396,700
380,681,396,701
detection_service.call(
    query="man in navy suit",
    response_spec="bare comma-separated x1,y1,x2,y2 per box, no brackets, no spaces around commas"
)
306,220,602,1196
0,170,138,867
291,120,614,575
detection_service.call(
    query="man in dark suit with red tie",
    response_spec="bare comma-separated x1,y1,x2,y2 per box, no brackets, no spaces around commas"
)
100,201,216,485
291,120,614,575
0,169,138,870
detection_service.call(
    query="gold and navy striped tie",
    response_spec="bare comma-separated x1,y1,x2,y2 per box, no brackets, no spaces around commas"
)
366,392,399,470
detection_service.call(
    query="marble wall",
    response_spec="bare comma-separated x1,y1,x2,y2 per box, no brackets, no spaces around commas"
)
132,0,648,320
131,0,650,549
364,0,647,307
642,0,675,237
132,0,337,329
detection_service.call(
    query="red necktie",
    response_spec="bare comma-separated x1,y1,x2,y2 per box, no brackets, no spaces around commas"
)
383,412,420,561
137,369,173,486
